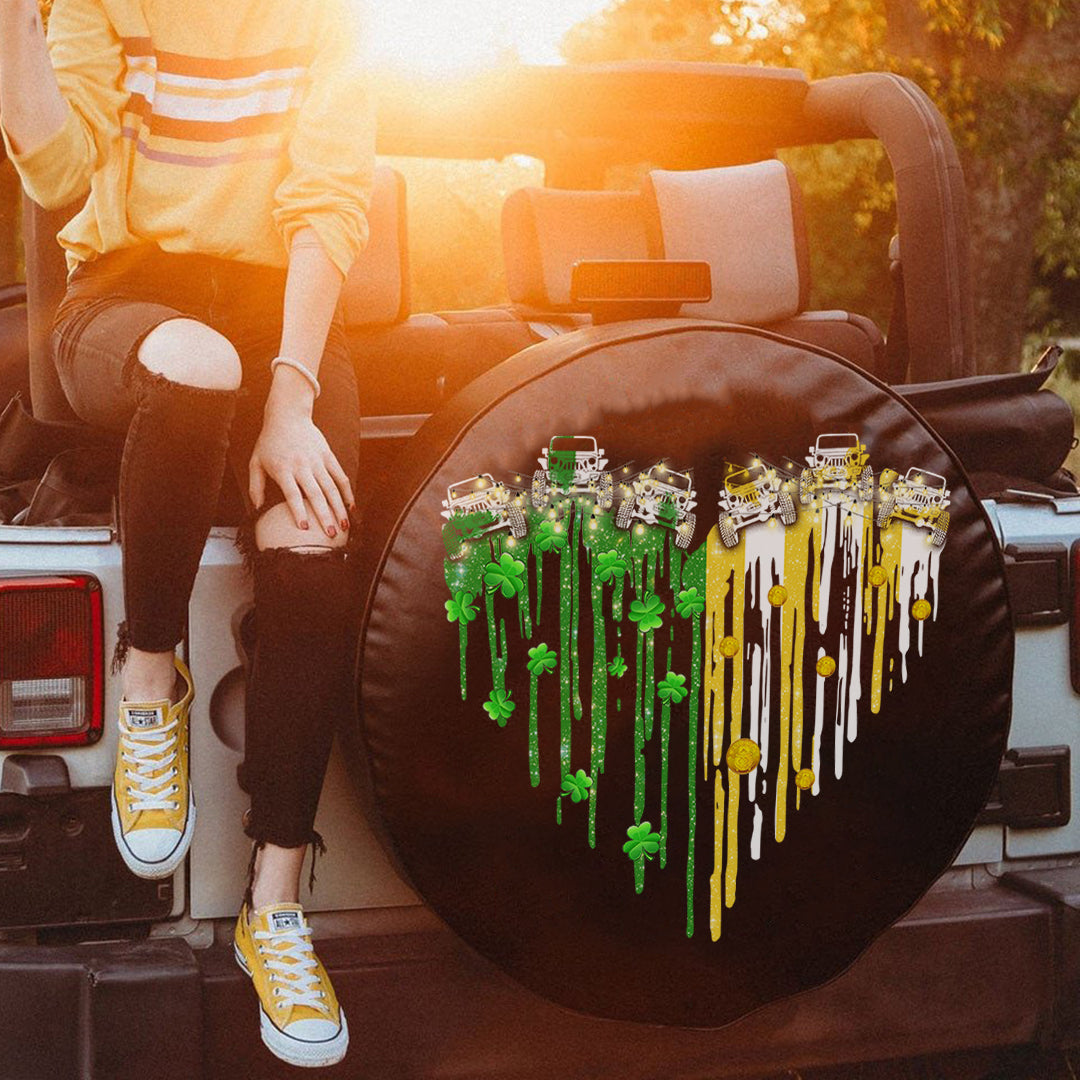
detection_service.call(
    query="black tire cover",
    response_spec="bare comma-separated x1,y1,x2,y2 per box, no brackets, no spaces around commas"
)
355,320,1012,1027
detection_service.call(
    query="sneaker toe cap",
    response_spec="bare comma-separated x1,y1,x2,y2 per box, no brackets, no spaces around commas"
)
124,827,183,863
283,1017,343,1044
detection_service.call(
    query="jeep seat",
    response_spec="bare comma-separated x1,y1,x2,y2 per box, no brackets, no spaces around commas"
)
500,170,886,376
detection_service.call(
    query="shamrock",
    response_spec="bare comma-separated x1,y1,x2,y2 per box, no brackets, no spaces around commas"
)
596,549,628,583
608,654,628,678
482,688,516,725
526,643,557,676
628,591,665,633
675,586,705,619
560,769,593,803
534,519,568,553
657,671,688,705
444,590,479,624
484,552,526,598
623,821,662,862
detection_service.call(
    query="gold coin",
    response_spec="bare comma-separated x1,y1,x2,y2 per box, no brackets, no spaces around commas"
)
726,738,761,774
795,768,815,790
767,585,787,607
868,565,887,588
718,636,739,659
912,598,932,621
816,655,837,678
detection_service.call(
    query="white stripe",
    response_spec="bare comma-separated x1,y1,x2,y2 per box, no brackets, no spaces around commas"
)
155,66,307,92
123,54,306,94
148,85,298,123
124,68,157,99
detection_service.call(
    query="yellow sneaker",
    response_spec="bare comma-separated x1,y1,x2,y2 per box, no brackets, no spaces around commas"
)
109,656,195,879
234,902,349,1068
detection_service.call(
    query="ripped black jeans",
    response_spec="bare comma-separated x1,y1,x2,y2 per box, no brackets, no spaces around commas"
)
52,247,362,858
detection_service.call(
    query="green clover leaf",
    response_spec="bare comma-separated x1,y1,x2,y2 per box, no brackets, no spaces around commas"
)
484,551,526,598
628,591,665,633
675,586,705,619
560,769,593,803
657,671,688,705
622,821,662,862
527,642,557,676
607,654,628,678
535,519,568,553
482,688,515,725
444,590,479,624
596,549,628,583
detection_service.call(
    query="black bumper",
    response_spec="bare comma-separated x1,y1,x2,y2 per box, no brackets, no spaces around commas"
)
0,870,1077,1080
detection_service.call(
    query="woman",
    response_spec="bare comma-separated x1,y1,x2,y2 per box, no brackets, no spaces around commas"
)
0,0,374,1067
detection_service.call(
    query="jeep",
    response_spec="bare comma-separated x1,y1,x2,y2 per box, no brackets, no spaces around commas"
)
440,473,527,559
800,431,874,507
531,434,614,509
717,460,798,547
877,466,951,547
613,462,697,548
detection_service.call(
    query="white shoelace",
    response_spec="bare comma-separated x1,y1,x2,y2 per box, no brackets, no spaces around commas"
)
119,717,181,812
254,922,331,1013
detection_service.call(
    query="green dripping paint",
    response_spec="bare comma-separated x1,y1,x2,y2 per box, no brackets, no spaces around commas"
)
589,559,607,849
459,620,468,700
526,643,556,788
570,506,583,722
558,507,574,779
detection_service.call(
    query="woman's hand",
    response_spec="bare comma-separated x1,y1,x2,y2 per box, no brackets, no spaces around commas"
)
249,390,354,538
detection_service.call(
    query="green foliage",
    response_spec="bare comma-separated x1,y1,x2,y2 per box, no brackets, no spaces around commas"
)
483,688,516,725
596,549,628,582
674,586,705,618
526,642,558,676
623,821,662,861
657,671,689,704
444,591,479,624
561,769,593,803
629,592,665,633
484,552,526,598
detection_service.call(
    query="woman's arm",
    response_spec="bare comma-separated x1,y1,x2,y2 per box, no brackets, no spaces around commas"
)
0,0,68,155
0,0,126,209
248,226,355,538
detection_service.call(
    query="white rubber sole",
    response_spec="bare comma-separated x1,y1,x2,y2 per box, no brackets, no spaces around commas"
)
234,942,350,1068
110,784,196,880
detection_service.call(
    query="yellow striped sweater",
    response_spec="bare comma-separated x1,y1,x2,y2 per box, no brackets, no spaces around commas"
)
3,0,375,276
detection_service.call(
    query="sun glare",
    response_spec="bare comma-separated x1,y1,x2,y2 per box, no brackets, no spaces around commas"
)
359,0,613,74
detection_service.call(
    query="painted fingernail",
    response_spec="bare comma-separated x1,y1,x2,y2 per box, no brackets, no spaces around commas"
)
300,520,309,530
341,518,349,530
327,525,337,538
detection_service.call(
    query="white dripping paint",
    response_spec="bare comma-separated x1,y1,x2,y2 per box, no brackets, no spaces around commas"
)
744,522,786,779
751,804,764,860
923,543,943,651
747,643,764,802
841,513,866,745
896,527,932,681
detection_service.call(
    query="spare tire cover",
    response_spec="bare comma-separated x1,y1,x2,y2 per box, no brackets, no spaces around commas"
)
357,321,1012,1027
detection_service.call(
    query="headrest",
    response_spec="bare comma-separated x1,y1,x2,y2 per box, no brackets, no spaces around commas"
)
643,160,810,325
502,188,649,311
340,165,409,327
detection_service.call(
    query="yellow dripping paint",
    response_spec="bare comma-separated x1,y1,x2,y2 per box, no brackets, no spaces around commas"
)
710,768,725,940
775,512,812,839
870,522,903,712
705,530,744,772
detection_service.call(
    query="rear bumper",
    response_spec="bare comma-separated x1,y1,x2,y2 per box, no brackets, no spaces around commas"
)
1,870,1077,1080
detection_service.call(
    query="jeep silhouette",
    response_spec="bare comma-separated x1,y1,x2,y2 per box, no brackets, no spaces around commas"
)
717,461,798,547
877,467,951,547
800,432,874,506
441,474,527,559
532,435,614,509
614,463,697,548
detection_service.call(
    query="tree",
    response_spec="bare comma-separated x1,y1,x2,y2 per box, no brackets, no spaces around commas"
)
562,0,1080,372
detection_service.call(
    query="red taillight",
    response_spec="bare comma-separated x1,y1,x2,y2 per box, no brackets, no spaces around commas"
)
1073,541,1080,695
0,575,103,748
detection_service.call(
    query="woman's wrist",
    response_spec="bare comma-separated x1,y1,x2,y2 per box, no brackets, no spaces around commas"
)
265,365,317,418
